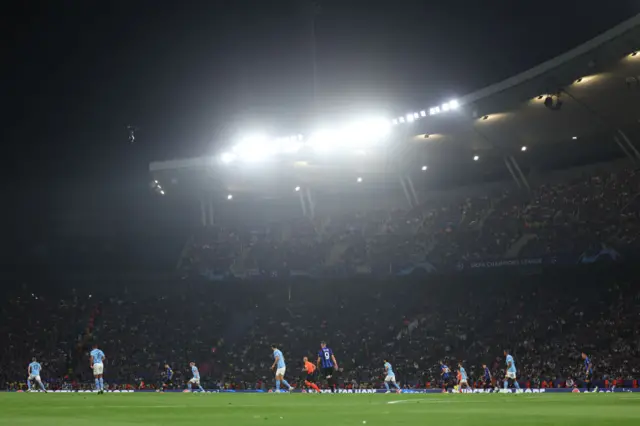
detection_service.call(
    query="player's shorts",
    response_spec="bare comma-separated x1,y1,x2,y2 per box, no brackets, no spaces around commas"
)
585,371,593,381
385,375,396,383
189,377,200,384
506,371,516,380
460,379,468,385
275,367,286,377
305,373,316,383
164,378,174,386
93,363,104,376
28,374,41,382
322,367,334,379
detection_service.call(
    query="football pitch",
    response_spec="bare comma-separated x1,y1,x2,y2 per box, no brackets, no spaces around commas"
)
1,392,640,425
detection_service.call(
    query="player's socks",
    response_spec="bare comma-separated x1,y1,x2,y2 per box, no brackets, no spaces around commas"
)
38,381,46,392
282,379,291,390
95,378,100,391
27,380,32,391
514,380,520,390
503,380,508,390
188,383,192,391
198,384,205,392
99,378,104,391
384,382,390,391
276,380,281,392
308,382,320,392
393,383,401,390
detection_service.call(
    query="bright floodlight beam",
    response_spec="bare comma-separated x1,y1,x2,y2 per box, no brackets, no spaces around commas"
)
221,152,236,164
521,146,527,152
232,134,274,161
421,165,427,171
227,194,233,200
295,186,300,192
356,177,363,183
473,155,479,161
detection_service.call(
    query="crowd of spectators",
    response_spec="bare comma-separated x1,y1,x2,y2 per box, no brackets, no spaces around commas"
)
3,163,640,392
180,164,640,279
2,265,639,391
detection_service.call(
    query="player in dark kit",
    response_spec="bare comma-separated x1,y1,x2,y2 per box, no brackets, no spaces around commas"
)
317,341,339,392
162,363,174,392
482,364,492,390
581,352,596,392
440,361,452,393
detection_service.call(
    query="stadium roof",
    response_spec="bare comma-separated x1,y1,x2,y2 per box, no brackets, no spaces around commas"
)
150,14,640,196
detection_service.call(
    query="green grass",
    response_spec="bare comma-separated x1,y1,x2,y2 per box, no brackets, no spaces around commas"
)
1,392,640,425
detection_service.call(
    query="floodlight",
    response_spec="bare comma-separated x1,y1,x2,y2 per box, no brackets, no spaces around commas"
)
278,137,302,154
473,155,479,161
449,99,459,109
160,190,165,195
399,117,405,123
392,119,398,125
295,186,301,192
307,130,339,152
221,152,237,164
356,177,363,183
429,108,437,116
521,146,527,152
413,112,419,119
420,110,426,117
340,118,391,146
227,194,233,200
232,135,274,161
442,103,450,112
406,114,414,123
421,165,427,171
572,136,578,140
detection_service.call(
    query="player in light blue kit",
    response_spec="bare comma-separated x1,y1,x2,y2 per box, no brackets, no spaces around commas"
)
270,344,292,392
90,344,106,394
27,357,47,392
503,349,520,390
383,359,401,394
188,362,205,392
457,362,471,391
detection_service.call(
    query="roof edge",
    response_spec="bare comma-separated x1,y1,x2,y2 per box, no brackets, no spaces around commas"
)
460,13,640,106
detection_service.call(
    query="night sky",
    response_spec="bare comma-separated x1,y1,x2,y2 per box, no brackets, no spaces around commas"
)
2,0,639,236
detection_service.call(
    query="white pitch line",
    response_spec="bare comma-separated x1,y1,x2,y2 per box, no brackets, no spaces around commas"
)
47,405,191,409
388,399,453,404
388,398,496,405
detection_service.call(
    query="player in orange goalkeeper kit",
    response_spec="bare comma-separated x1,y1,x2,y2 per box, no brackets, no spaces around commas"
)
302,357,321,392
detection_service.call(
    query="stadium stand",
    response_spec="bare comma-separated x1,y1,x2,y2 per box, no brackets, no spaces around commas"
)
2,16,640,393
2,265,640,391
